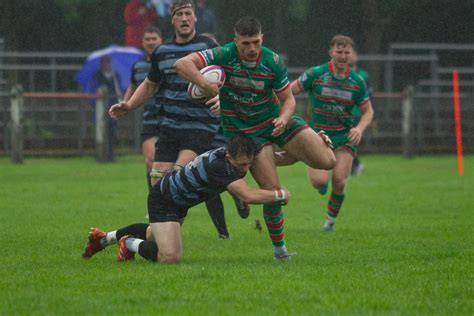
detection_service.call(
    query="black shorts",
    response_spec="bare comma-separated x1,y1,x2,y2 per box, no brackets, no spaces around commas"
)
141,125,160,142
154,128,216,163
148,185,188,223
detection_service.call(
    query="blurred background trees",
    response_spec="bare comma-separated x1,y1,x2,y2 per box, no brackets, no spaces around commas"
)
0,0,472,66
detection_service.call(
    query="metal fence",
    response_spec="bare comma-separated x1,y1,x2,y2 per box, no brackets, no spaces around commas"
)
1,89,142,158
1,43,473,158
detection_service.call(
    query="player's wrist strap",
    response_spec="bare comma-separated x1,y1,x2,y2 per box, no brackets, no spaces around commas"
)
274,189,286,202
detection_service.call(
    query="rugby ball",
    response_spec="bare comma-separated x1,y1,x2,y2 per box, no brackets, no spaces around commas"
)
187,65,226,101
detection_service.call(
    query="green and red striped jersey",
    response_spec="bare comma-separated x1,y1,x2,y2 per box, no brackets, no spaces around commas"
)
198,42,289,132
298,62,369,135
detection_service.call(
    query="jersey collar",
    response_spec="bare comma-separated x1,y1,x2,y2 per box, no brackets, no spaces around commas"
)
329,61,350,79
238,50,262,68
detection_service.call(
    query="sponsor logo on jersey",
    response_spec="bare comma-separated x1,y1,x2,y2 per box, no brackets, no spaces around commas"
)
322,104,346,113
321,87,352,101
229,76,265,90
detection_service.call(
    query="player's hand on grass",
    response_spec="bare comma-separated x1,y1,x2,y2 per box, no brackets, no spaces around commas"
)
205,95,220,116
348,127,363,145
109,101,131,120
271,117,288,137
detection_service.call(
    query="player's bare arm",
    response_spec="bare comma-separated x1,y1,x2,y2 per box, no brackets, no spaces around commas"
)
123,83,138,102
175,53,219,98
227,179,290,205
348,100,374,145
272,87,296,137
290,80,304,96
109,78,158,119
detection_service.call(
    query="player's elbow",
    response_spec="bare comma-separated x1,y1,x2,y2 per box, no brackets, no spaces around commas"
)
175,58,188,74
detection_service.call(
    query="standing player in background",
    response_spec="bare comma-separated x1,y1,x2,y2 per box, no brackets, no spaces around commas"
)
290,35,374,232
175,17,336,259
123,26,163,191
110,0,232,239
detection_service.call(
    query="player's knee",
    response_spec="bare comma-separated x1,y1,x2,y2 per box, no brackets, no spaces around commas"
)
325,151,337,169
158,251,182,263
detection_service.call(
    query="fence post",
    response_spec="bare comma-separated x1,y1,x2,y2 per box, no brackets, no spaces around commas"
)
402,85,415,158
95,87,111,162
10,84,24,163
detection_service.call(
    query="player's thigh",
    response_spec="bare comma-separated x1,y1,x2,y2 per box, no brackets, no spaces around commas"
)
307,167,330,187
250,145,281,190
149,222,182,263
282,128,335,170
332,149,354,185
175,149,198,167
142,137,158,165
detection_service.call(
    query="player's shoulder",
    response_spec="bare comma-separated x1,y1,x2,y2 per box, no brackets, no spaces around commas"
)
349,69,367,86
261,46,284,65
133,56,149,67
302,63,327,79
313,62,329,74
195,34,219,48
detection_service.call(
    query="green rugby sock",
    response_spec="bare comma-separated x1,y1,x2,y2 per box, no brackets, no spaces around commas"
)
327,192,345,219
263,204,285,248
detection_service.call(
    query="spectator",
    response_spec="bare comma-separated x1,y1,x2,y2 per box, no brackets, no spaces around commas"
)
124,0,158,48
90,56,123,161
195,0,216,34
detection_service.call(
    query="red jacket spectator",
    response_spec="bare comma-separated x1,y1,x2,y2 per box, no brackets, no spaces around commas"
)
124,0,158,48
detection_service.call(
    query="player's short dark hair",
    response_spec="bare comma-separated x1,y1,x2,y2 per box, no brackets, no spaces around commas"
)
170,0,195,16
227,136,261,160
330,35,355,48
143,26,163,38
234,16,262,36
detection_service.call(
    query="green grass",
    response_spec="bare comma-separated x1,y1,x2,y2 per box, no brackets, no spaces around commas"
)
0,155,473,315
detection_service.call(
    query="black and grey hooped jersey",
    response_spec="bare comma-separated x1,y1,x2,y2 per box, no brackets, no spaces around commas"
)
159,147,242,208
147,34,220,133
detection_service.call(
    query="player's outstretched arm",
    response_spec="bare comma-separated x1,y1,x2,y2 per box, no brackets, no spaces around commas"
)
227,179,290,205
175,53,219,99
109,78,158,120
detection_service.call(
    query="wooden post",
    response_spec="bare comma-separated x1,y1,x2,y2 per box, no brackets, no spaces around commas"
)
402,85,415,158
10,84,24,163
95,87,109,162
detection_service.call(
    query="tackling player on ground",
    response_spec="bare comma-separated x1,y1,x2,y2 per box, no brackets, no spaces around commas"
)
82,136,291,262
176,16,336,259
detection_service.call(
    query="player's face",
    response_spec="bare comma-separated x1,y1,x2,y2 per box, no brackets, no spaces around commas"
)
235,33,263,62
172,8,196,37
142,32,163,57
228,154,254,176
329,44,353,71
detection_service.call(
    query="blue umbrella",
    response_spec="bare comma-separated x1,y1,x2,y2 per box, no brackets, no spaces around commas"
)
75,45,144,93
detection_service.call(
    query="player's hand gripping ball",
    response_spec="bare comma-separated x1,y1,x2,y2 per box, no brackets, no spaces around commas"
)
187,65,226,101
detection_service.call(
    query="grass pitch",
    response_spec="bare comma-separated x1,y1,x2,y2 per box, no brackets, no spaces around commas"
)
0,154,472,315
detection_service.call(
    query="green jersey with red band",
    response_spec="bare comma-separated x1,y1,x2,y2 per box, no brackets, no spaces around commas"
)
298,62,369,148
197,42,290,135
